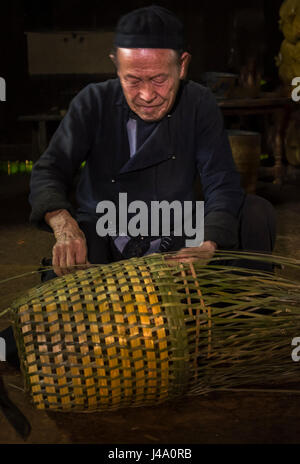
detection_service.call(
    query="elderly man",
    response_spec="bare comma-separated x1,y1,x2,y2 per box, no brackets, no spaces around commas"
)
29,5,276,278
1,5,276,372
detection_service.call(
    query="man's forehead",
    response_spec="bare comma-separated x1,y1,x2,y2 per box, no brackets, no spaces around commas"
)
116,48,177,63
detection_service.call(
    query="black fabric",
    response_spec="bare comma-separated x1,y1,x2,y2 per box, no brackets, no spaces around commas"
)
29,79,245,248
81,221,118,264
235,194,276,272
40,258,57,282
239,194,276,253
30,191,76,233
127,109,158,152
136,119,158,152
114,5,185,50
0,376,31,439
204,210,240,249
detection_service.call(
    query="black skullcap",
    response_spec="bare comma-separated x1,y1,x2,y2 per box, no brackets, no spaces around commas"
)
114,5,185,50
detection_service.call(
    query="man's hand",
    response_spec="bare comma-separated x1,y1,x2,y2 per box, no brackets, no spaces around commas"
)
45,209,89,276
165,240,217,265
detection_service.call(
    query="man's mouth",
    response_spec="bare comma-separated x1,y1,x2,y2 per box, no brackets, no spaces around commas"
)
136,103,163,109
139,106,162,114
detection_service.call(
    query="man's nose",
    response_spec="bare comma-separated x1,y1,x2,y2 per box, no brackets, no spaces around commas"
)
138,82,156,102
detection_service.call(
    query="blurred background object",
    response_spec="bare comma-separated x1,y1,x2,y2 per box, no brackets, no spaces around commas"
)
199,72,238,99
276,0,300,90
227,130,261,194
285,110,300,166
227,8,265,98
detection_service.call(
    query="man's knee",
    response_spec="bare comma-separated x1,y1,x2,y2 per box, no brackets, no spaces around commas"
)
239,194,277,252
243,193,273,217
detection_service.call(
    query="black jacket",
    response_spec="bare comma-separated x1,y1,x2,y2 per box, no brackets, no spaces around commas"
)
29,78,245,248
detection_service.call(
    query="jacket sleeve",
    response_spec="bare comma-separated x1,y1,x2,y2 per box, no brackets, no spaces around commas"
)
29,84,99,229
195,88,245,248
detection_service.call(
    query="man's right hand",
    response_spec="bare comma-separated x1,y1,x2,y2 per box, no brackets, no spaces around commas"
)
45,209,89,276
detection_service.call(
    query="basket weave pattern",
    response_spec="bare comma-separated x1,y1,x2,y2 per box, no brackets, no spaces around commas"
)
10,253,300,411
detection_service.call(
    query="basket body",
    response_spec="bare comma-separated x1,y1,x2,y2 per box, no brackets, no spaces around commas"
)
10,253,300,412
12,257,195,411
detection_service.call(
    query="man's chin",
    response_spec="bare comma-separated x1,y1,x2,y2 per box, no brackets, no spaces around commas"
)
136,109,166,122
129,102,168,121
140,115,160,122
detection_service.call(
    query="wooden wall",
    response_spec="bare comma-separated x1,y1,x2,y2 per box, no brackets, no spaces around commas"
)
0,0,284,144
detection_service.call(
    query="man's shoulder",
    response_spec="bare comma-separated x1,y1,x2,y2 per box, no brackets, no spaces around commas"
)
184,80,208,95
182,80,217,106
72,78,122,106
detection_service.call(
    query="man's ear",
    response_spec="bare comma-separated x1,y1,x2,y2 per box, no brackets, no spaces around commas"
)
179,52,192,80
109,53,118,71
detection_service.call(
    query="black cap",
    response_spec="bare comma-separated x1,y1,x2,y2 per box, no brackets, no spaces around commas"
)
114,5,185,50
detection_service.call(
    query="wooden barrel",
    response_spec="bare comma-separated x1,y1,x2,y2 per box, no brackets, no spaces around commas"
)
227,130,261,194
285,117,300,166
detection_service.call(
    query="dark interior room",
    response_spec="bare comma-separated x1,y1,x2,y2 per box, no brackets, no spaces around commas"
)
0,0,300,448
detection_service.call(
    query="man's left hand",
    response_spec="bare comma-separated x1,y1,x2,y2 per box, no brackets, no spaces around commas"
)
165,240,217,265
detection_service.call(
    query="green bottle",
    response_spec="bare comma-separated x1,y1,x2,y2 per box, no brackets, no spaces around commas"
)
11,161,19,175
25,160,33,173
19,161,26,174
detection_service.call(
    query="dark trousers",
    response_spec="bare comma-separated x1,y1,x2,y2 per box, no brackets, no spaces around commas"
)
238,194,276,255
233,193,276,271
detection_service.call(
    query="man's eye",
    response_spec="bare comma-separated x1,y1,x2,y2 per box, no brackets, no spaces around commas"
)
152,76,167,84
127,78,140,85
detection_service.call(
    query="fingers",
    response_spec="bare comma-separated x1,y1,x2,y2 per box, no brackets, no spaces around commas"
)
164,243,216,266
47,214,91,276
52,237,88,276
52,243,65,276
165,254,204,266
74,238,87,266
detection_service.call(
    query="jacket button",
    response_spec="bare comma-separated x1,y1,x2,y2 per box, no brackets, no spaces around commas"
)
171,155,176,160
111,179,116,183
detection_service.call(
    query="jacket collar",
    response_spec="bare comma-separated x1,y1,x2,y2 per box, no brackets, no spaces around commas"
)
118,116,173,174
115,78,185,174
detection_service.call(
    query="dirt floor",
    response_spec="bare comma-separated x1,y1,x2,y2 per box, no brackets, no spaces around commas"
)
0,169,300,445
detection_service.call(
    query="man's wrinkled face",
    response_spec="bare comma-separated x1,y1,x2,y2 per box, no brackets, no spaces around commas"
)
115,48,189,122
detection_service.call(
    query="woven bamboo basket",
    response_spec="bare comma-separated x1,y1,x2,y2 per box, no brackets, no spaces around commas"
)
6,251,300,412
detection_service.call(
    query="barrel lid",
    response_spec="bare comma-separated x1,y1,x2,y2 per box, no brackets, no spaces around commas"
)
227,130,261,136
